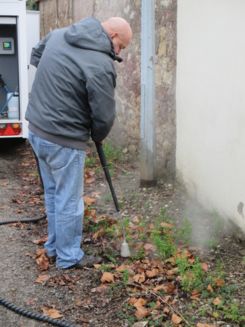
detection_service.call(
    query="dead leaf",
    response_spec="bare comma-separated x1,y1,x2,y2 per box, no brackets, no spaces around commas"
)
207,284,214,293
128,297,138,305
130,298,149,319
191,289,200,300
35,274,50,284
92,227,105,240
42,307,63,319
91,285,108,293
201,262,209,272
132,216,141,224
160,222,174,229
163,306,170,314
132,322,148,327
153,282,176,294
188,256,195,264
101,272,114,283
213,297,222,306
133,273,146,284
116,264,130,272
32,236,48,245
178,248,192,258
75,298,92,307
197,324,216,327
145,268,159,278
35,249,49,271
132,298,147,308
84,196,96,206
215,278,225,287
166,267,178,276
135,306,149,319
84,169,95,184
171,313,182,325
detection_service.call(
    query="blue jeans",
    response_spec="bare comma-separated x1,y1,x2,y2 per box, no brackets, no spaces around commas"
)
28,131,86,268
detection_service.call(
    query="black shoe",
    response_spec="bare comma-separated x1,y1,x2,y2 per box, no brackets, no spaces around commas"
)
64,255,102,270
47,255,56,265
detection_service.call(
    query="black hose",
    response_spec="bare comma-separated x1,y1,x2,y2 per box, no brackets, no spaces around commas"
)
0,298,75,327
0,214,46,225
0,213,77,326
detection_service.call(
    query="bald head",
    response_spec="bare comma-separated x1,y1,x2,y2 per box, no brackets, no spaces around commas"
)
101,17,132,55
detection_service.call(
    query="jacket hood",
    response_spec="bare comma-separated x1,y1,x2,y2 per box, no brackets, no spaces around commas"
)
64,17,115,58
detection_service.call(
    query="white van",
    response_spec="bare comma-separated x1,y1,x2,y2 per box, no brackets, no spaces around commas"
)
0,0,39,139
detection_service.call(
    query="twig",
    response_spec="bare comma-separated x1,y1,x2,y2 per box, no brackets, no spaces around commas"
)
150,291,191,326
126,282,191,326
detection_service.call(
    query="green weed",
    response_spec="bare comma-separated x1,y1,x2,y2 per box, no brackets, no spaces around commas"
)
150,209,176,259
216,302,245,323
131,248,145,261
175,217,192,245
151,230,176,259
85,155,97,168
122,269,129,284
103,142,122,163
176,256,205,292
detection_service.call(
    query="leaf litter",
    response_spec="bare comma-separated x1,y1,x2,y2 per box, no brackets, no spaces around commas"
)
3,142,245,326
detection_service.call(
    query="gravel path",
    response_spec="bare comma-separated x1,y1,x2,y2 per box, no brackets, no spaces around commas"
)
0,140,49,327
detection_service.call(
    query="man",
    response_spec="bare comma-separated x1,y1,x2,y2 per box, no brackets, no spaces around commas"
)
26,17,132,269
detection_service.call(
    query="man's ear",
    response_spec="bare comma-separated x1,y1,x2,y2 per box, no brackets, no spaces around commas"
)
109,31,117,38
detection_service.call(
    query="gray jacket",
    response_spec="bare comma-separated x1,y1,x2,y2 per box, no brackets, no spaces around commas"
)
25,17,117,149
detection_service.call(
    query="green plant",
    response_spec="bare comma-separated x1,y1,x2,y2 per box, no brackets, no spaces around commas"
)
215,302,245,323
103,142,122,163
104,224,117,238
117,304,137,325
85,155,97,168
175,217,192,245
131,248,145,261
122,269,129,284
151,230,176,259
157,208,172,224
198,305,209,317
176,256,205,292
119,216,130,233
98,263,114,272
26,0,38,10
150,209,176,259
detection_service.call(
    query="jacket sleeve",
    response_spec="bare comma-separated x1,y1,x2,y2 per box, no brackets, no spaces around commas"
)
30,33,52,68
86,70,116,143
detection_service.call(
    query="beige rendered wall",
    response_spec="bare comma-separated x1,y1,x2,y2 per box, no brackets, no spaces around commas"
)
176,0,245,232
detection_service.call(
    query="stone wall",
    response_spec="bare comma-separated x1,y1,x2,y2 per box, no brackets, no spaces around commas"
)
38,0,177,179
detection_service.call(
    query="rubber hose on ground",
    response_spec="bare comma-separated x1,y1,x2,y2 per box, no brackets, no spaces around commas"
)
0,214,46,225
0,297,76,327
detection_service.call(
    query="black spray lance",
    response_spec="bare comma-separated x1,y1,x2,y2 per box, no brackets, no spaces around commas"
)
95,142,131,257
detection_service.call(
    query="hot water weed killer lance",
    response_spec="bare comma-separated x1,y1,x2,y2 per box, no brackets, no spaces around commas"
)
95,142,131,257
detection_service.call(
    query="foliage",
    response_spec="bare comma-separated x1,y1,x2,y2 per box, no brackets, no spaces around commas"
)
176,256,205,292
26,0,39,10
103,141,122,163
175,217,192,245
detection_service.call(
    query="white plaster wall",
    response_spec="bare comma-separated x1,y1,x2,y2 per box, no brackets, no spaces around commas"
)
176,0,245,231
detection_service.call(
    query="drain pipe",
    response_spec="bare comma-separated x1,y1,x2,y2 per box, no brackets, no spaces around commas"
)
140,0,157,187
